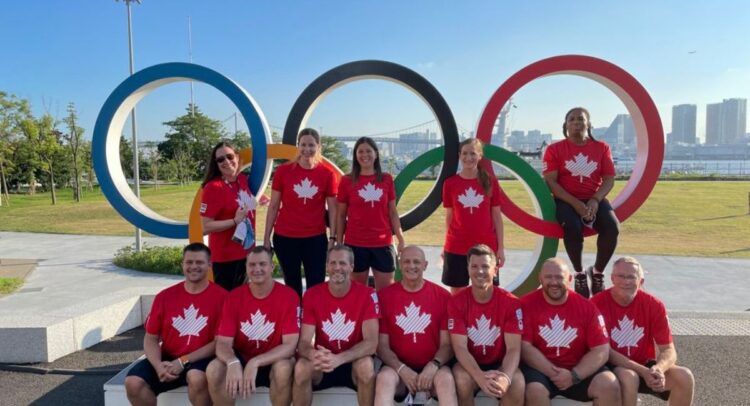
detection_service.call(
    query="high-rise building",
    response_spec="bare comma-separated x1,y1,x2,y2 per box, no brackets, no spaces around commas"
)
705,98,747,145
601,114,635,146
671,104,697,144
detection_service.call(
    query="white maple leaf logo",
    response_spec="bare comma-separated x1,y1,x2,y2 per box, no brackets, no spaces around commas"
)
236,189,257,211
457,187,484,213
357,182,384,207
395,302,432,343
611,316,644,356
564,153,598,183
171,304,208,346
539,314,578,356
293,177,319,204
322,308,355,350
467,314,500,355
240,310,276,349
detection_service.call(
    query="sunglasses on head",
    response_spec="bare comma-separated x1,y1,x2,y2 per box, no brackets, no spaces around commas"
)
216,153,235,164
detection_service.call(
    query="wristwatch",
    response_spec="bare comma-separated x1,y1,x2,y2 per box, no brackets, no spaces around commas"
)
431,358,441,368
179,355,191,369
571,369,582,384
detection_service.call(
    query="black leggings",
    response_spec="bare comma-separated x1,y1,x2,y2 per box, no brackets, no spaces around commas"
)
272,233,327,297
555,198,620,273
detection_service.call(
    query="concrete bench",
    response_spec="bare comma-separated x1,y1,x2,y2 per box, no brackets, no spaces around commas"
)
104,358,599,405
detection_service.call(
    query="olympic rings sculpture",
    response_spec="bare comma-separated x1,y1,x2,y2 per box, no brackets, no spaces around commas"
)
92,55,664,294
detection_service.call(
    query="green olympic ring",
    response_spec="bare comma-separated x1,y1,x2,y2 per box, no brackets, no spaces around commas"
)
394,144,558,296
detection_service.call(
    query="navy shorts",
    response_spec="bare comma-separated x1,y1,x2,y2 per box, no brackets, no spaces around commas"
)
235,353,273,388
126,356,212,395
522,364,609,402
314,362,356,391
609,361,670,401
348,245,396,273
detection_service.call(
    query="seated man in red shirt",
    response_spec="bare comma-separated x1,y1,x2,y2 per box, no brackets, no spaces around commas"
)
591,256,694,406
125,243,227,406
375,245,457,405
449,244,525,406
521,258,621,406
293,244,379,406
206,246,300,406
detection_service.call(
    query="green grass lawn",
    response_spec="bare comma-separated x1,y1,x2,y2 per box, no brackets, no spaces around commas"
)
1,180,748,258
0,277,23,295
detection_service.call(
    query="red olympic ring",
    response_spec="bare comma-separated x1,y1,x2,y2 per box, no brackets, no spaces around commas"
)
475,55,664,238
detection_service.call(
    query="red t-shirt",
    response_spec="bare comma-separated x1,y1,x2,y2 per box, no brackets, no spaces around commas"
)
145,282,227,359
378,281,450,369
272,162,338,238
442,175,502,255
217,282,300,362
200,173,256,263
338,173,396,247
301,282,379,354
591,289,672,365
542,139,616,200
520,289,609,370
448,287,523,365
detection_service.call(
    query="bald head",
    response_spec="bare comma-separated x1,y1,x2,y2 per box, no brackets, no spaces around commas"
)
400,245,425,261
540,257,572,278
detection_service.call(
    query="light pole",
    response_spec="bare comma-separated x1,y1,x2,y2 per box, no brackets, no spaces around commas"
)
119,0,142,251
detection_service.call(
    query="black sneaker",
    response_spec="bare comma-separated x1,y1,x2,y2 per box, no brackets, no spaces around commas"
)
574,272,590,298
588,266,605,295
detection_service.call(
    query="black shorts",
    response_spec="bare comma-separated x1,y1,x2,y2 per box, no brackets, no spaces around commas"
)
442,251,469,287
608,361,670,401
314,362,356,391
471,361,503,396
212,258,247,292
348,245,396,273
522,364,609,402
126,356,212,395
235,353,273,388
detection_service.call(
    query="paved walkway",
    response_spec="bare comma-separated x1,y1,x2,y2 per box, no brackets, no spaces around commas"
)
2,231,749,315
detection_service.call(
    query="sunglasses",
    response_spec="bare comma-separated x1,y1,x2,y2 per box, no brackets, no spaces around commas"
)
216,153,235,164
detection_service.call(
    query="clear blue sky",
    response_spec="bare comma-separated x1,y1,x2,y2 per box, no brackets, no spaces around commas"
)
1,0,749,143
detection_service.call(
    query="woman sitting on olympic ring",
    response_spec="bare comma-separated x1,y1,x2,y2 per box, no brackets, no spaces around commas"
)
442,138,505,294
542,107,620,298
200,141,258,291
335,136,405,290
263,128,338,297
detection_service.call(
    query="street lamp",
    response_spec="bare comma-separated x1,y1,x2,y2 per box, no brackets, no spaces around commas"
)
117,0,142,251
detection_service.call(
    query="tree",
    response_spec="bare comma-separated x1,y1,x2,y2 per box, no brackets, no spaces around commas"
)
80,140,94,191
63,102,85,202
0,92,28,205
320,135,350,173
20,113,66,204
158,104,227,179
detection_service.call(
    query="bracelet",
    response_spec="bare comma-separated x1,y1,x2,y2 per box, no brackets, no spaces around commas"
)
571,369,582,384
227,359,241,367
496,371,511,384
176,358,184,368
431,358,441,368
233,218,238,225
396,363,406,375
329,236,337,241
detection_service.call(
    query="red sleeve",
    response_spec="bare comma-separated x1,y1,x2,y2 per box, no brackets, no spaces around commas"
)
521,299,534,343
336,177,350,203
442,179,453,208
301,290,317,326
503,297,523,335
282,291,302,335
652,301,673,345
144,292,164,335
387,174,396,202
587,307,610,348
490,179,502,207
361,289,379,321
447,296,467,335
542,144,559,174
377,291,389,333
200,182,223,218
439,290,450,331
271,164,286,192
326,167,338,197
217,293,238,338
600,143,616,177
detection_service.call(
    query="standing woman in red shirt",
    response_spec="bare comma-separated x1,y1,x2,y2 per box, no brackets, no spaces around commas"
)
542,107,619,298
263,128,338,297
200,141,257,291
442,138,505,294
336,137,405,290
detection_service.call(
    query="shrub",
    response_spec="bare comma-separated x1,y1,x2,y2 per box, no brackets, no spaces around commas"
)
113,245,284,278
0,277,23,295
